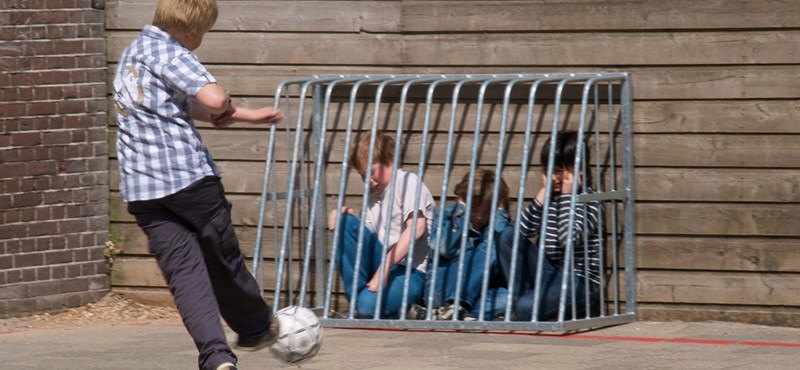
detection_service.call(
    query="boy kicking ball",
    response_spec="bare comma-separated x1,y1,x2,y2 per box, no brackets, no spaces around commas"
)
113,1,283,369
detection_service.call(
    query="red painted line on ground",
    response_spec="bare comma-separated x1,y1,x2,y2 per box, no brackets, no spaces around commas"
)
739,341,800,348
565,334,667,343
663,338,737,345
544,332,798,347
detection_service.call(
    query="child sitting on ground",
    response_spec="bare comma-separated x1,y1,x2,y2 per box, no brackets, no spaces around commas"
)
327,131,436,319
423,168,513,321
495,131,603,321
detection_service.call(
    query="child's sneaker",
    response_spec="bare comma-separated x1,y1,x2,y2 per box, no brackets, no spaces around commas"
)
439,303,474,321
406,303,427,320
236,317,280,352
215,362,237,370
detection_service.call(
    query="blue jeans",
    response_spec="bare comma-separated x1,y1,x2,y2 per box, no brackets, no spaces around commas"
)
429,241,494,312
335,214,425,319
495,228,599,321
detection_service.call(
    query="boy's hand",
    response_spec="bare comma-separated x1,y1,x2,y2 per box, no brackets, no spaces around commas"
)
327,207,353,230
211,109,235,127
212,106,284,126
367,269,389,292
247,107,284,124
327,209,339,230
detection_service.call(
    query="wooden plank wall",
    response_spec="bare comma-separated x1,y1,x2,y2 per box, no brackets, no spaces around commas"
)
105,1,800,326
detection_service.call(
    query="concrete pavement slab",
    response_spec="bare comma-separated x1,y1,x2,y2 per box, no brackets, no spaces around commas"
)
1,319,799,369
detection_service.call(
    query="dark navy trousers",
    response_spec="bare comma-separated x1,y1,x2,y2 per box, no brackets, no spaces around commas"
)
128,176,271,370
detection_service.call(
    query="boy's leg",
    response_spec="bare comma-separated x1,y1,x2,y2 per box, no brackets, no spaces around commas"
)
128,199,236,370
446,243,490,311
513,257,564,321
495,228,534,297
334,214,383,311
471,286,508,319
160,177,272,342
356,265,425,319
431,260,449,308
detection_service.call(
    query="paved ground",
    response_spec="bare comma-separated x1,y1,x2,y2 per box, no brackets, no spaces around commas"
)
1,318,799,369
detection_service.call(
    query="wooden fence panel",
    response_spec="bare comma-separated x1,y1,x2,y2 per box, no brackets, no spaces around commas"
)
104,0,800,325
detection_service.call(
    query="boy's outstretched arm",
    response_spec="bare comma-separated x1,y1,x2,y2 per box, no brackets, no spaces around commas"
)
195,82,230,114
192,82,284,126
366,211,428,292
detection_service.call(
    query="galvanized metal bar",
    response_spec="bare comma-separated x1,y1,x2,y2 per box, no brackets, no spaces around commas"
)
532,76,582,323
607,82,621,316
422,76,469,320
502,75,564,322
398,75,448,320
593,83,606,318
476,76,536,321
451,76,516,320
273,77,336,311
621,74,637,316
341,76,391,319
321,75,376,319
296,84,325,308
373,75,425,319
427,75,488,321
251,124,277,292
321,312,635,331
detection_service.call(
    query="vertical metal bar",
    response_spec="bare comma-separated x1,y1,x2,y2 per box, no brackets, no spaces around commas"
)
324,76,382,319
348,76,391,319
399,75,446,320
373,76,421,319
531,76,584,323
423,76,466,320
621,74,637,316
608,83,620,316
593,83,606,318
451,76,516,320
251,124,277,294
274,77,331,310
431,76,486,320
477,76,526,320
295,84,328,308
557,76,595,322
503,76,561,321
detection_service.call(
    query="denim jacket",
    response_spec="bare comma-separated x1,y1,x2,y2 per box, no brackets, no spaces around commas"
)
431,203,512,261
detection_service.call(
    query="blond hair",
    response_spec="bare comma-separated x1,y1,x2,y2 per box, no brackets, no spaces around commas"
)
349,131,395,173
153,0,218,35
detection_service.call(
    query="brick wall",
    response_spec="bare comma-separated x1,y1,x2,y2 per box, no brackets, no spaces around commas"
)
0,0,110,317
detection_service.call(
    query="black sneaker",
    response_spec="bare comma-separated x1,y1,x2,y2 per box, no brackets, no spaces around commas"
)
236,318,280,352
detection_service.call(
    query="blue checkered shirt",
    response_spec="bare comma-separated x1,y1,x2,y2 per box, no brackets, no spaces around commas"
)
113,25,219,202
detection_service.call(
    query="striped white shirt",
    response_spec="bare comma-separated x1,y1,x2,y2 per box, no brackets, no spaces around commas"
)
518,188,603,284
113,24,218,202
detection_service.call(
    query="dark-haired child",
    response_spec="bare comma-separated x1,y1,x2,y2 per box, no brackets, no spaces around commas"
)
495,131,603,321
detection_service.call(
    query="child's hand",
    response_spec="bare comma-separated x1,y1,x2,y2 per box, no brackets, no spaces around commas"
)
327,209,339,230
367,269,389,292
327,207,353,230
248,107,284,124
216,106,284,125
536,173,549,204
561,170,576,194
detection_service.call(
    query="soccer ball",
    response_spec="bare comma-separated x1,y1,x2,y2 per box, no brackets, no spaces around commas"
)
269,305,324,363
